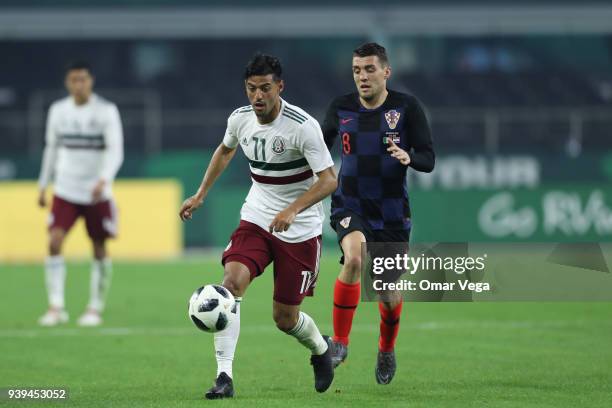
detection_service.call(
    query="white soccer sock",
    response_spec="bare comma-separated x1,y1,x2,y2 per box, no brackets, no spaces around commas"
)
87,258,112,312
45,255,66,309
214,297,241,379
287,312,328,355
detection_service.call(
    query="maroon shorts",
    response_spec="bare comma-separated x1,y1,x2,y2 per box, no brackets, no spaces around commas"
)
48,195,118,240
222,220,322,306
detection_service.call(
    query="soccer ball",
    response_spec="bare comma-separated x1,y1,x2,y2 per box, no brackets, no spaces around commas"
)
188,284,236,333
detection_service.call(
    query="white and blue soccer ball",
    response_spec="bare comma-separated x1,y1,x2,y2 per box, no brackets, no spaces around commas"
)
188,284,235,333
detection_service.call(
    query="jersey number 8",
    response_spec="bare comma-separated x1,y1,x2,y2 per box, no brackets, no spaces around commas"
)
342,132,351,154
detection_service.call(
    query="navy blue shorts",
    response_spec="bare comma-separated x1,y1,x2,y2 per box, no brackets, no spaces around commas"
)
330,210,410,265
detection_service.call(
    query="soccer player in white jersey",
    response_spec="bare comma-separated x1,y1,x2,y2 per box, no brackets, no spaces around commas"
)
37,61,124,327
179,54,337,398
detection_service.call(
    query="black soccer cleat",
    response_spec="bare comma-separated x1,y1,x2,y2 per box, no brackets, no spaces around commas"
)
310,335,334,393
331,340,348,368
375,350,397,385
204,372,234,399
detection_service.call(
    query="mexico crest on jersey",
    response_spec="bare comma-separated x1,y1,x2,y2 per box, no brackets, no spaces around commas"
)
272,136,286,155
88,118,101,131
385,109,401,130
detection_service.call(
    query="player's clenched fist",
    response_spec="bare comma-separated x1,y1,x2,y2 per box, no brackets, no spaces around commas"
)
387,139,411,166
269,207,298,233
179,195,204,221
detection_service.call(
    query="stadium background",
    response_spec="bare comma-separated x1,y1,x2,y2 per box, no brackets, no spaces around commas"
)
1,1,611,407
2,0,612,259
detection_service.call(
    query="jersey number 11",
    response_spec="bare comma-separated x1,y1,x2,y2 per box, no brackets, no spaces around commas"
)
252,137,266,161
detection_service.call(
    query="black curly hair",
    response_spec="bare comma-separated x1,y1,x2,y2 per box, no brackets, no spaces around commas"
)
244,53,282,81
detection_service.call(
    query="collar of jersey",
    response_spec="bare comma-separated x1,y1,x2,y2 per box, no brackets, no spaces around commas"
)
356,90,389,112
70,93,97,108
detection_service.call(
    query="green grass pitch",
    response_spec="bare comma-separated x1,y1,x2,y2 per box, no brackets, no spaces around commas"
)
1,255,611,407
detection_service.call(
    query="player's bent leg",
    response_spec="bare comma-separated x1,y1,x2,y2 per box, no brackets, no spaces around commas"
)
274,301,334,393
269,234,332,391
39,228,69,326
375,289,403,385
78,239,110,327
205,260,251,400
332,230,366,367
338,230,366,284
209,222,272,399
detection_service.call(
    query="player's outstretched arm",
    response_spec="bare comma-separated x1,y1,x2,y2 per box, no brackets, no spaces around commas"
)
268,166,337,233
179,143,237,221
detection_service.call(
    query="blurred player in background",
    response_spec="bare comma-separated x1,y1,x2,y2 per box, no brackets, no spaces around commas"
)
37,61,124,327
323,43,435,384
180,54,337,399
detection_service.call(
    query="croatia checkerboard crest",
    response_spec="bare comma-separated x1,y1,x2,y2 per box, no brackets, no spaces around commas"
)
385,109,401,130
340,216,351,229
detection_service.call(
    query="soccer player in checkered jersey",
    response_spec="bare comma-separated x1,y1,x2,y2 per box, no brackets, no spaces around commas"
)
322,43,435,384
37,61,124,327
179,54,337,399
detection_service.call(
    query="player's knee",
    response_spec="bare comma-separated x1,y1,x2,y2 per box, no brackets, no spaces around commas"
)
379,290,402,307
48,230,65,255
273,308,298,332
222,261,251,298
344,253,362,276
222,262,251,297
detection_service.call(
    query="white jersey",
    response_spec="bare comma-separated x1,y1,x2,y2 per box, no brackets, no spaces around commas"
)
223,98,334,243
38,94,124,205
